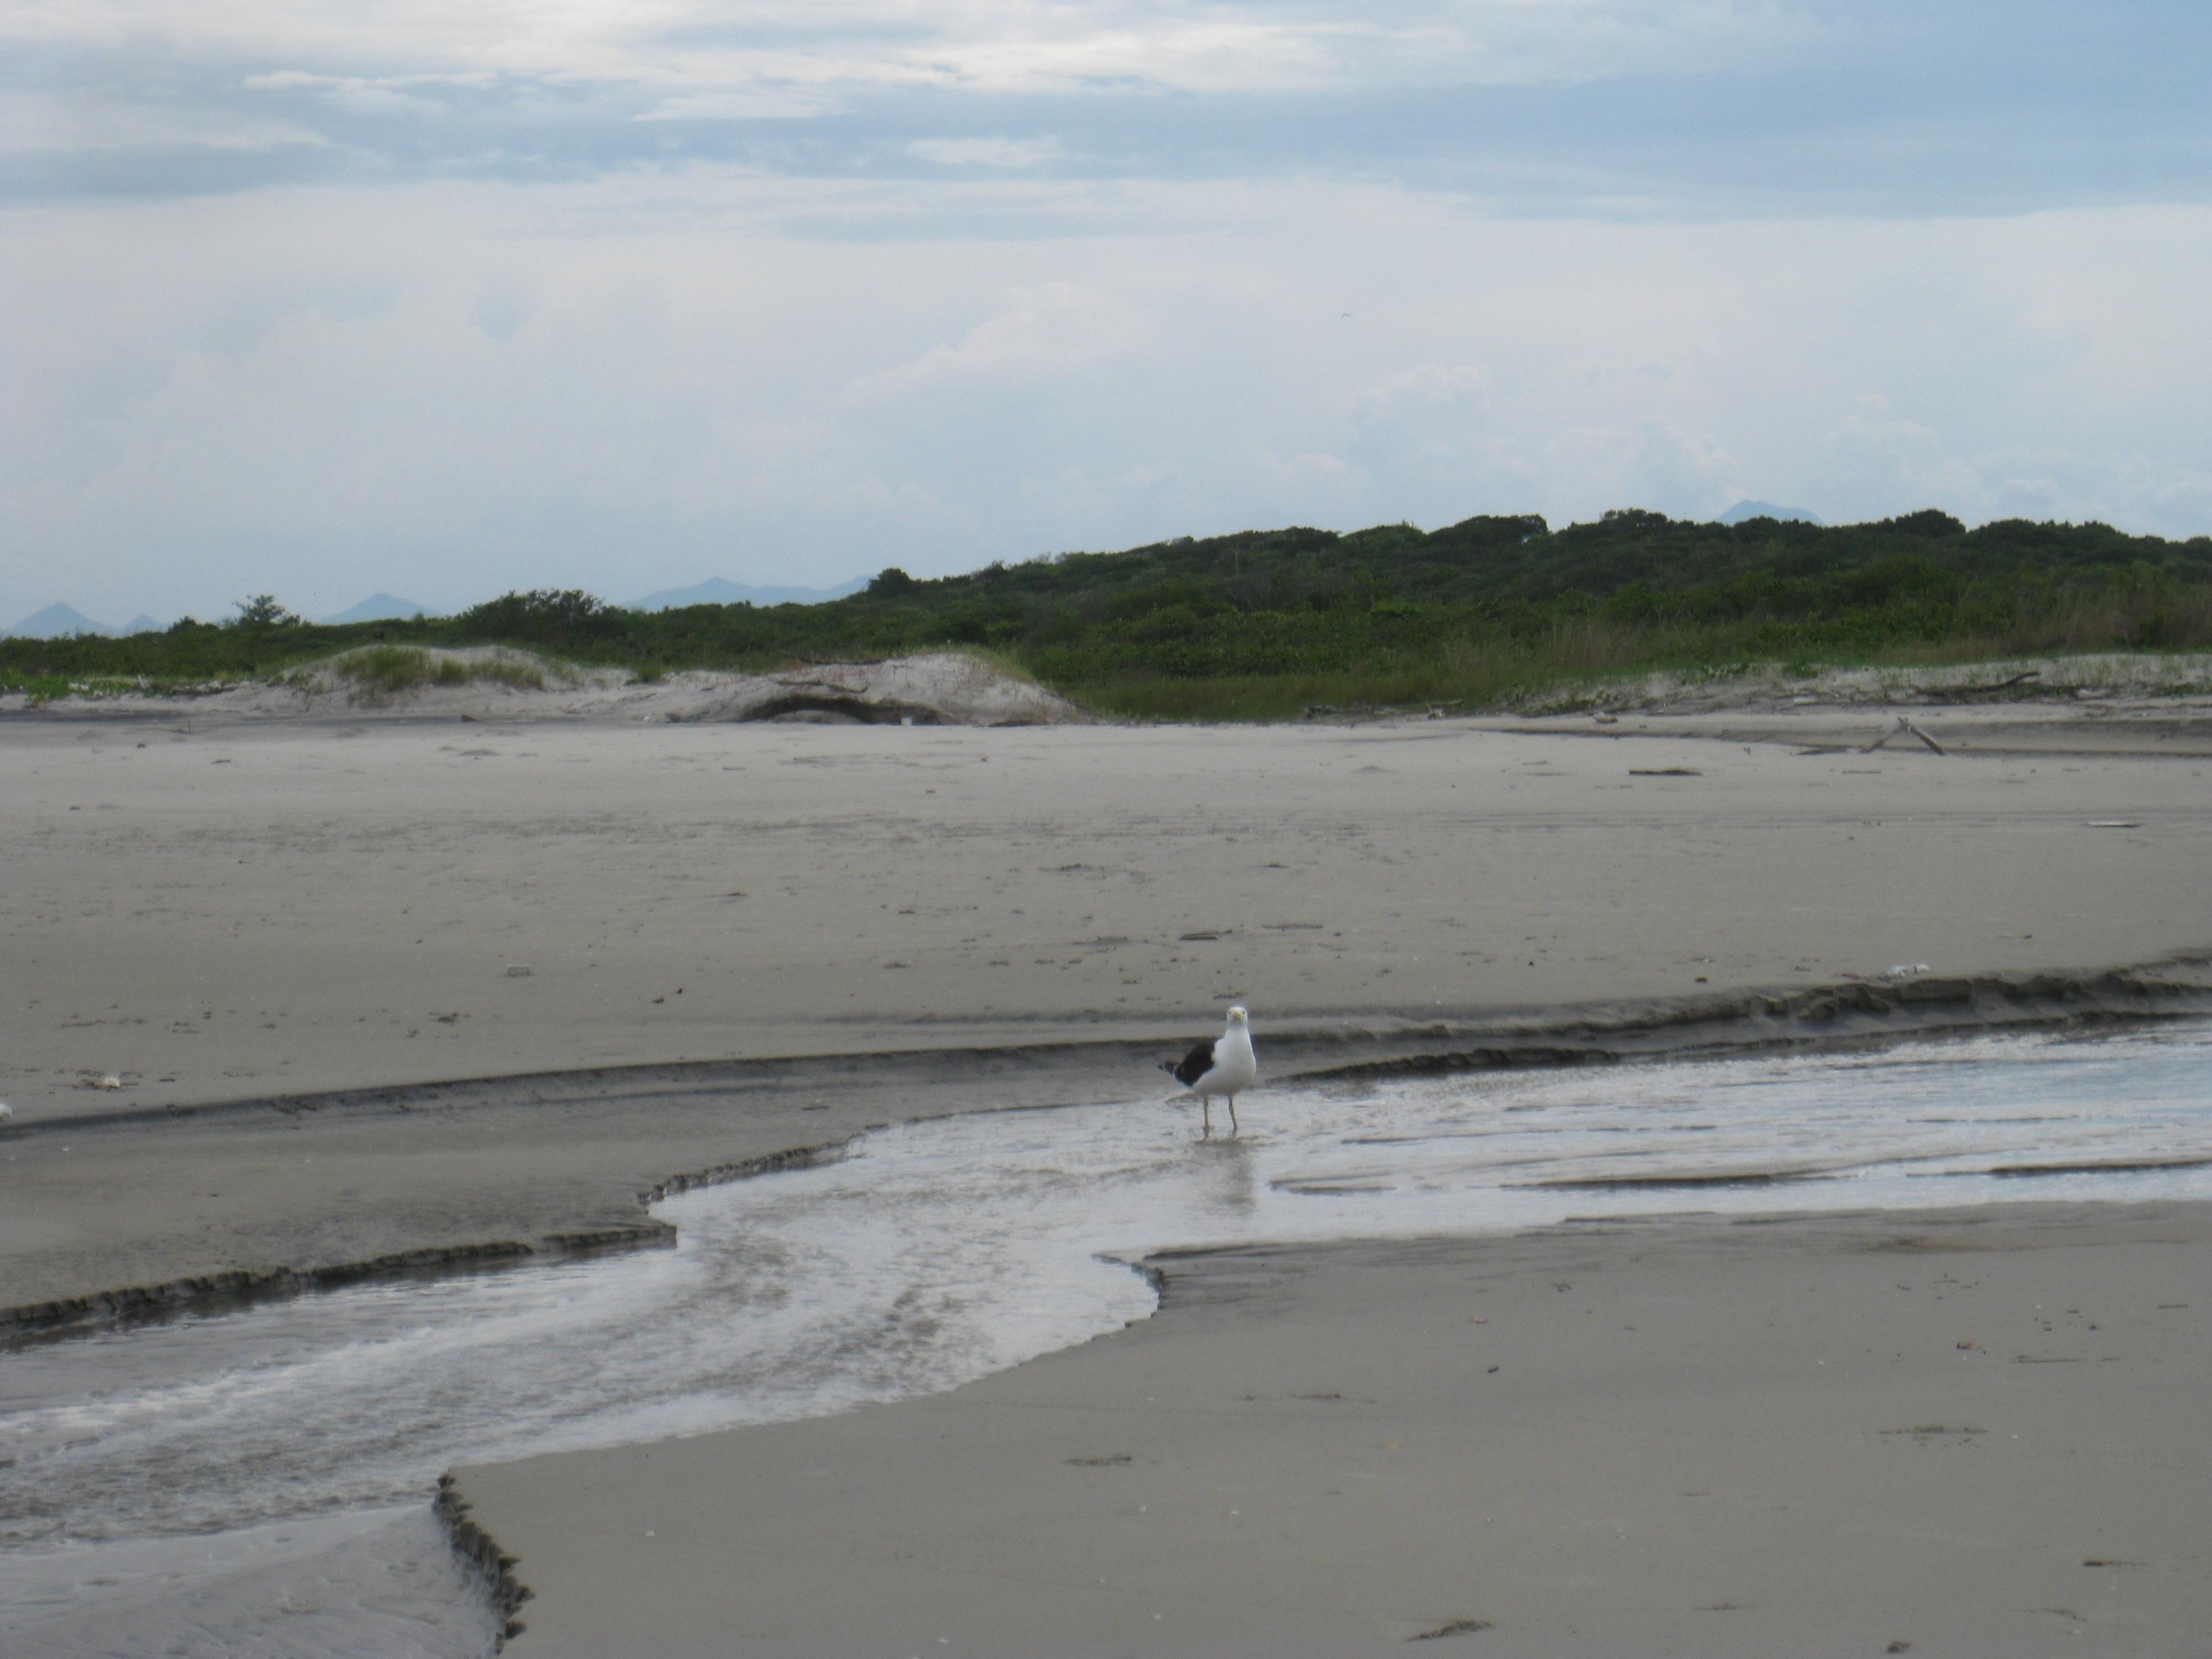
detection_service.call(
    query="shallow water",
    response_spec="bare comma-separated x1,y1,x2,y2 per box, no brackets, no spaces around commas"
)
3,1022,2207,1653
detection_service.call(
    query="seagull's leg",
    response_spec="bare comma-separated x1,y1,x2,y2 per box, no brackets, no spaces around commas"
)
1227,1093,1239,1136
1201,1096,1212,1139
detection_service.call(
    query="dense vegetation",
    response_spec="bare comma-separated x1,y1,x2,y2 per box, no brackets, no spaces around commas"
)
9,509,2211,718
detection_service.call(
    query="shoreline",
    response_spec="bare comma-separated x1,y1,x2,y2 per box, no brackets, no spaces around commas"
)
7,952,2209,1338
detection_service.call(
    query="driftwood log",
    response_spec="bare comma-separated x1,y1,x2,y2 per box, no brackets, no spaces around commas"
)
1863,716,1947,756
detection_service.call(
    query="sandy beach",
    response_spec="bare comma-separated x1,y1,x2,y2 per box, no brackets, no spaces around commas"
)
7,698,2210,1123
4,694,2210,1653
453,1202,2212,1657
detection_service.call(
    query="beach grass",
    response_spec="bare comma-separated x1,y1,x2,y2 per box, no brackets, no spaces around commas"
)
309,646,559,699
10,674,155,706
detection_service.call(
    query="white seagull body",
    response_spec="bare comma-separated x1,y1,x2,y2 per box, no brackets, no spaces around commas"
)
1162,1006,1257,1138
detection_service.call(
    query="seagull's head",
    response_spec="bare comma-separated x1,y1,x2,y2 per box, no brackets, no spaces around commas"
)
1227,1005,1249,1026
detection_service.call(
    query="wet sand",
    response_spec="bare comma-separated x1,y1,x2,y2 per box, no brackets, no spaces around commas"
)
3,701,2210,1650
452,1200,2212,1657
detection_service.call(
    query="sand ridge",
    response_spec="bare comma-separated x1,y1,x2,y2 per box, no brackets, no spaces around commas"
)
2,648,1088,728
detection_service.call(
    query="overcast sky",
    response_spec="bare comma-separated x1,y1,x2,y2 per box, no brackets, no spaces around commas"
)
6,2,2210,623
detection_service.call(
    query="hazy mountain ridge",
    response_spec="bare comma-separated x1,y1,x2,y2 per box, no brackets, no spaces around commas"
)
1719,500,1823,526
321,594,434,626
9,579,867,640
4,602,119,639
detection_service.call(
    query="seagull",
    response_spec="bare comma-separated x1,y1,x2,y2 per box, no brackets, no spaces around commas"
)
1162,1006,1257,1139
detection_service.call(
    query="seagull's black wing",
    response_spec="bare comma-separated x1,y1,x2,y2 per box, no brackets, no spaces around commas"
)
1162,1038,1217,1087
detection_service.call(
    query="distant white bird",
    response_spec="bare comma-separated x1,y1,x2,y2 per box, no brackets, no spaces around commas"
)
1162,1005,1258,1139
0,1102,10,1124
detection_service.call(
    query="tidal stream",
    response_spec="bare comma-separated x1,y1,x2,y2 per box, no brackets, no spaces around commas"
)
4,1023,2208,1655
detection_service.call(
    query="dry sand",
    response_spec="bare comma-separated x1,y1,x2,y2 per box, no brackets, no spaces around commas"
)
8,700,2209,1124
3,695,2210,1652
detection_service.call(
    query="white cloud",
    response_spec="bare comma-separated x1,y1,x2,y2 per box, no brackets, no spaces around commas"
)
8,3,2209,631
6,176,2211,625
839,281,1151,405
633,88,838,121
235,68,497,117
9,1,1833,106
907,136,1065,169
0,89,328,154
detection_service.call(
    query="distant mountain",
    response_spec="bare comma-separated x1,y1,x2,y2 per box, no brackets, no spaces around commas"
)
3,602,115,638
120,615,165,636
627,575,869,611
323,592,433,625
1718,499,1823,526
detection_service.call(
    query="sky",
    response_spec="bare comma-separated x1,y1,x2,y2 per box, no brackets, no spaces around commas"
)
5,2,2211,624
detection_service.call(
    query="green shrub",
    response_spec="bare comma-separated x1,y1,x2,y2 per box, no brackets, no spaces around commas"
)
7,510,2211,715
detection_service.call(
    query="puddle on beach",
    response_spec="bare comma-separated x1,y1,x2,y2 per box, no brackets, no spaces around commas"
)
3,1022,2208,1654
